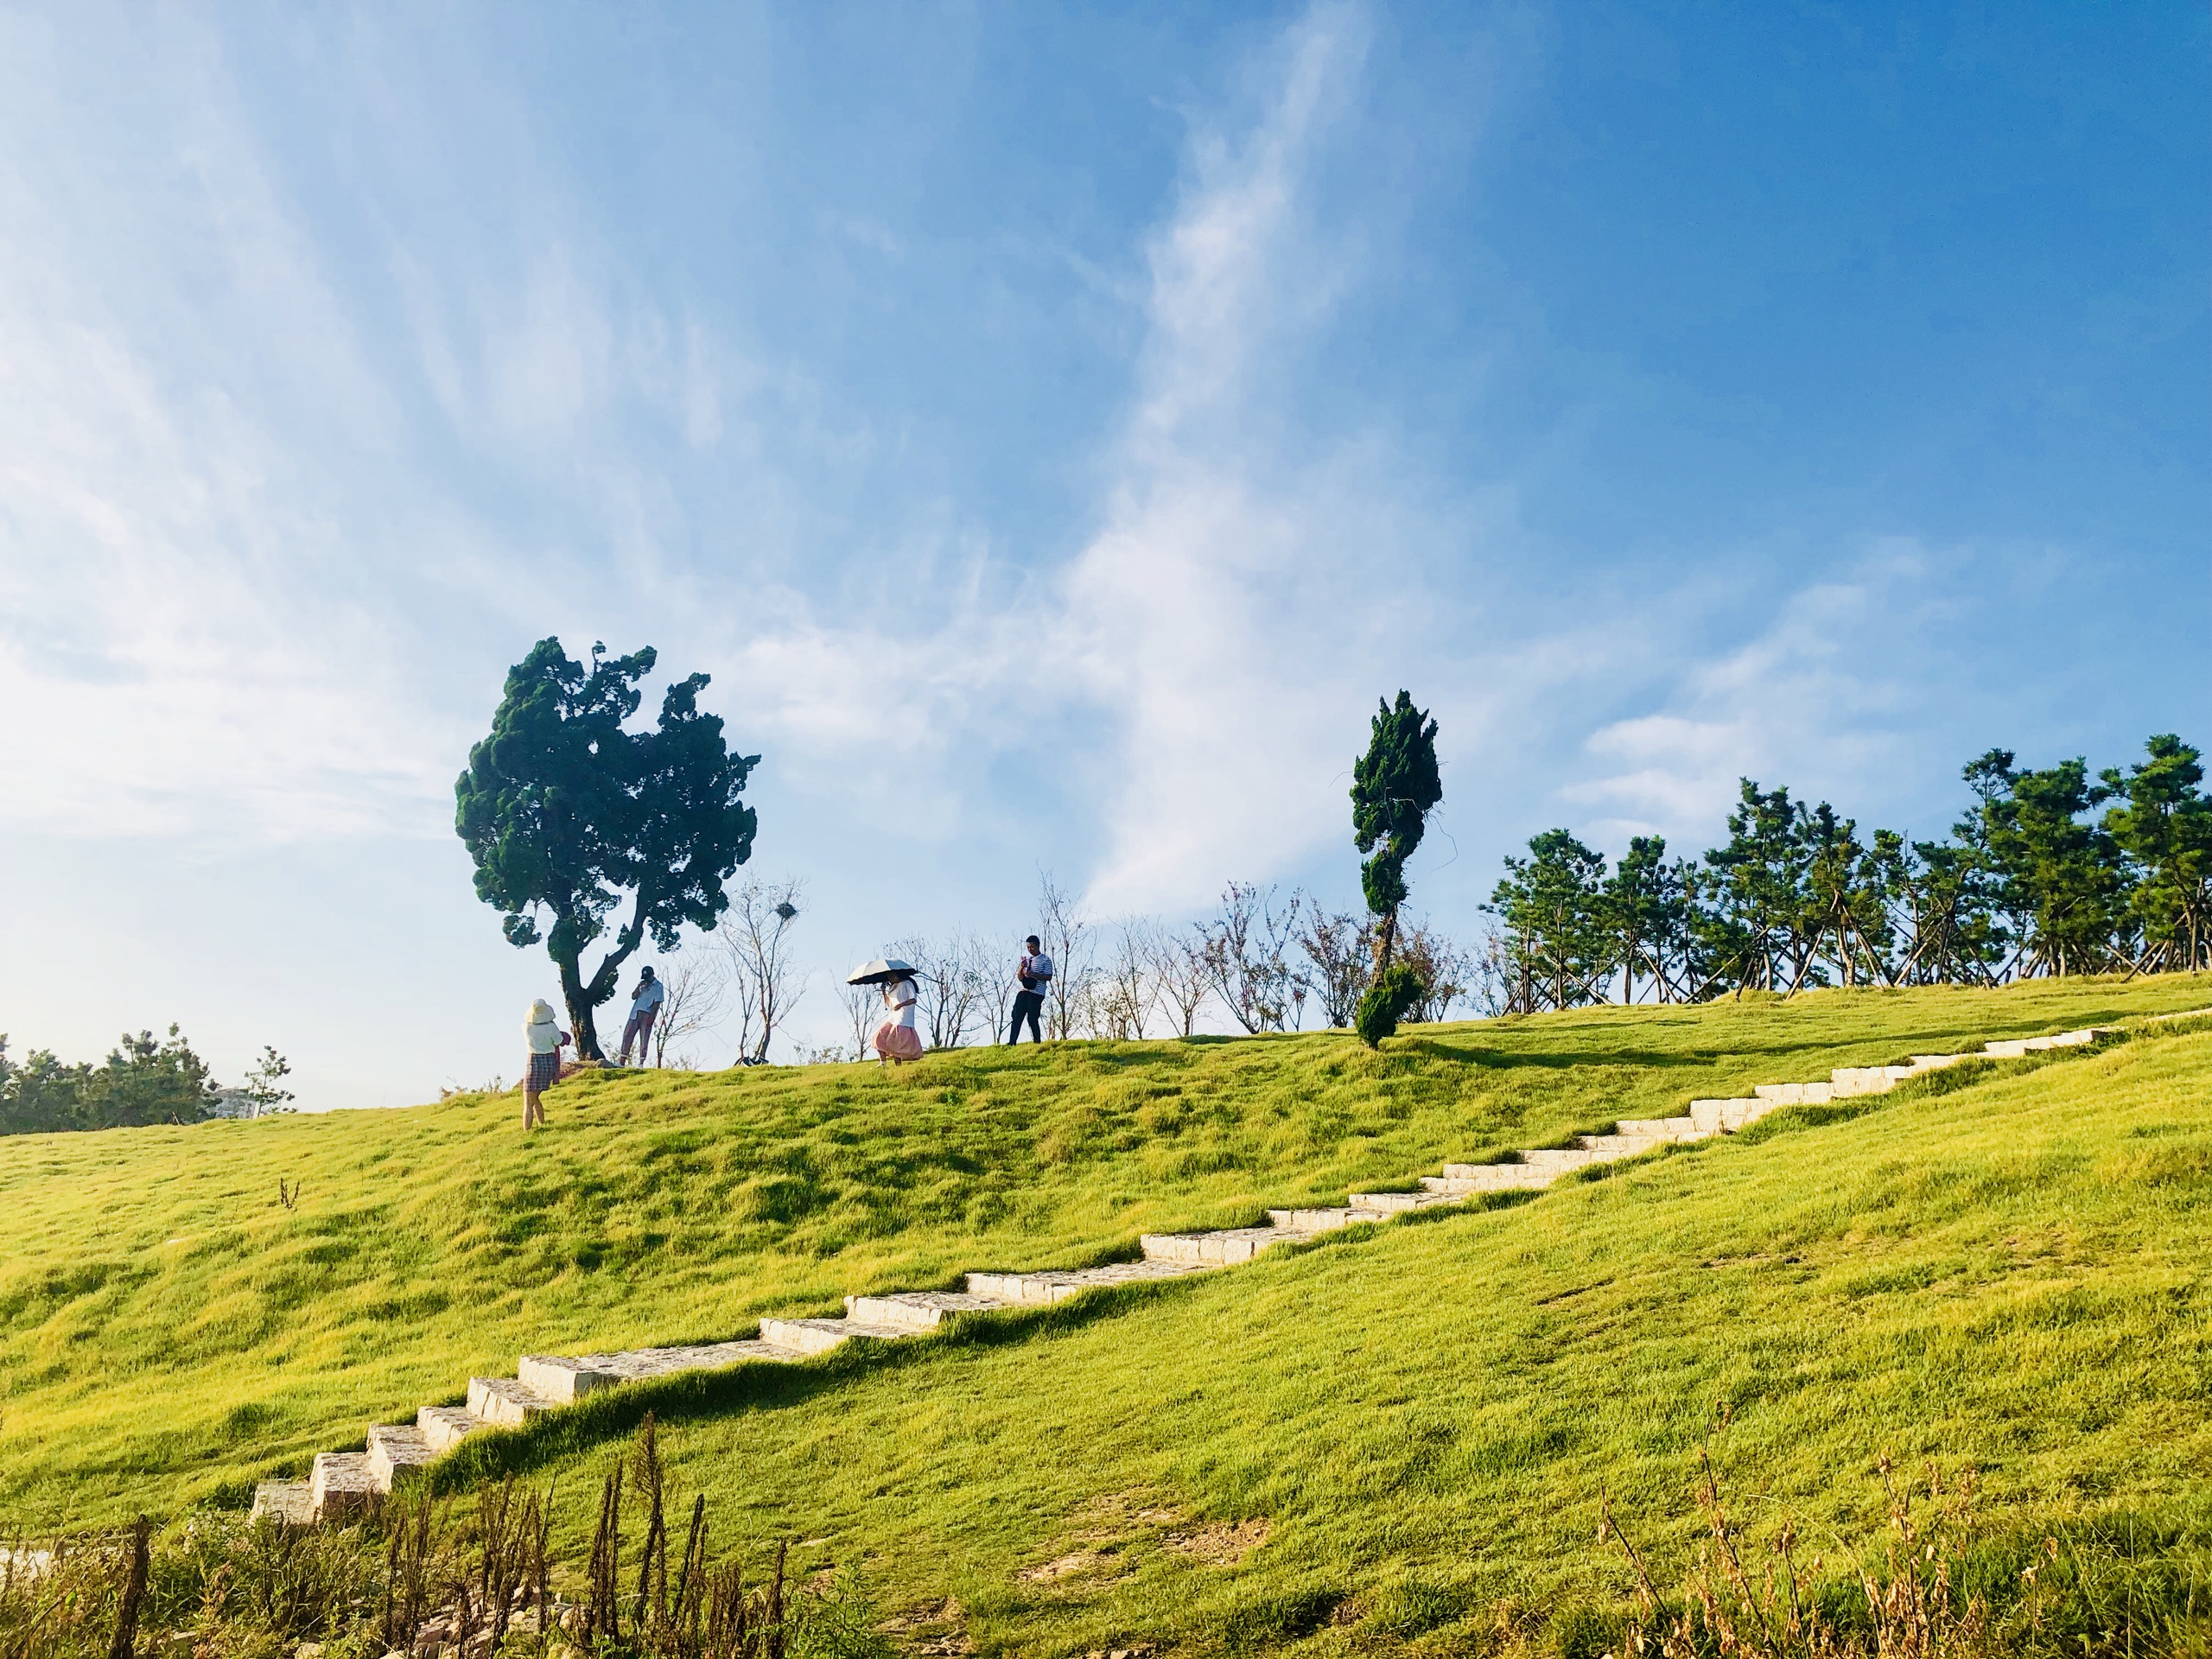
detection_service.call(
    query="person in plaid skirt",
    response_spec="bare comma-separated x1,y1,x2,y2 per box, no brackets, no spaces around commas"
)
522,999,570,1132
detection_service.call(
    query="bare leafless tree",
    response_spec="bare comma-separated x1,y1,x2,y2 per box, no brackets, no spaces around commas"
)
842,979,880,1058
892,934,993,1049
1397,918,1477,1022
1090,918,1161,1039
717,878,810,1064
1294,906,1372,1029
649,954,728,1067
1036,873,1095,1041
1149,923,1214,1037
982,933,1021,1044
1466,925,1516,1018
1201,882,1303,1033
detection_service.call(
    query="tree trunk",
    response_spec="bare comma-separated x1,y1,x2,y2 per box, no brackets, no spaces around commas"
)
1373,906,1399,975
558,951,605,1062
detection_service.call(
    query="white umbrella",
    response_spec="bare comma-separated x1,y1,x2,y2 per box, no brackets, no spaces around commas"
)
845,957,918,986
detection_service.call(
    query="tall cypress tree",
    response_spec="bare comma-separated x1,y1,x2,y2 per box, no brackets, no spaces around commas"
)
1350,690,1441,1044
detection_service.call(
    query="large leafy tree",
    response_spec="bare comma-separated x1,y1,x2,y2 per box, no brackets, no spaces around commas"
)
1488,829,1611,1011
456,639,760,1060
1960,749,2130,978
2101,734,2212,973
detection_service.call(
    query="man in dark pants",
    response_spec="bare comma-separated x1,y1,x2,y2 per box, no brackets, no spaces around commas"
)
1007,934,1053,1042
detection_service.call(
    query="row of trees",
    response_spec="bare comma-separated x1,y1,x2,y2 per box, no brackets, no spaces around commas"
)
454,652,1470,1063
0,1028,293,1135
1485,735,2212,1009
816,876,1480,1057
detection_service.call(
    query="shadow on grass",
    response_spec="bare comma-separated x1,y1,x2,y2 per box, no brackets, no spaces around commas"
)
1390,1039,1716,1071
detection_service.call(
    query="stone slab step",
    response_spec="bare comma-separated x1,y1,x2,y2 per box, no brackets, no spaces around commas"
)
1438,1161,1557,1189
517,1338,793,1403
1754,1080,1834,1105
1267,1206,1370,1232
365,1424,432,1491
1142,1227,1308,1265
1576,1132,1670,1157
845,1291,1011,1331
1517,1147,1603,1172
1688,1098,1762,1134
251,1480,315,1526
1616,1117,1700,1138
755,1316,912,1356
1347,1189,1465,1213
467,1376,558,1427
416,1405,482,1452
1829,1065,1911,1096
963,1260,1213,1306
310,1452,377,1522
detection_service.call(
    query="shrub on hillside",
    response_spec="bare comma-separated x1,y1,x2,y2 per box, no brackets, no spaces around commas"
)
1353,963,1422,1047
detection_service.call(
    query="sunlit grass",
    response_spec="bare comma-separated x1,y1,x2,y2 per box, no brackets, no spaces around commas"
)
3,975,2209,1653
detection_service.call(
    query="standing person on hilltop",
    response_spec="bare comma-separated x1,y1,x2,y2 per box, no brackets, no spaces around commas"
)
522,999,570,1132
874,969,925,1065
617,966,665,1066
1007,934,1053,1044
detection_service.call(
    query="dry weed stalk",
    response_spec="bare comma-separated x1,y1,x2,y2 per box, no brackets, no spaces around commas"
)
0,1415,823,1659
580,1414,796,1659
1601,1421,1999,1659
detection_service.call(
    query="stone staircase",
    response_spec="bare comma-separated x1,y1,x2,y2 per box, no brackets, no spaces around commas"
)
250,1015,2159,1524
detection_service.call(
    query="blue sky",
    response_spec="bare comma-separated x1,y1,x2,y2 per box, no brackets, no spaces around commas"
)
2,2,2204,1106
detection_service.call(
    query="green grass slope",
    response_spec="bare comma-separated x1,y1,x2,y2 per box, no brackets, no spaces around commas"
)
4,977,2210,1651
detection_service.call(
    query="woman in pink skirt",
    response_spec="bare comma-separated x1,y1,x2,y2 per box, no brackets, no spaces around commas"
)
873,970,924,1064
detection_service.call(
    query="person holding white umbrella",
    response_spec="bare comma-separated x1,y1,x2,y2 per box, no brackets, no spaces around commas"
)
847,957,925,1064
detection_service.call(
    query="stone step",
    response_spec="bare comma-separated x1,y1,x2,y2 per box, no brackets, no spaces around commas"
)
517,1338,795,1404
1829,1065,1912,1096
1616,1116,1699,1138
1347,1188,1468,1213
1754,1080,1834,1105
309,1452,377,1522
1688,1098,1762,1134
2029,1027,2112,1050
416,1404,483,1453
1438,1161,1557,1188
755,1316,912,1357
1268,1206,1370,1231
467,1376,558,1427
251,1480,315,1527
1909,1053,1970,1069
845,1290,1011,1331
963,1260,1214,1306
1981,1038,2030,1058
1141,1227,1307,1265
365,1425,432,1492
1576,1132,1670,1157
1517,1147,1603,1172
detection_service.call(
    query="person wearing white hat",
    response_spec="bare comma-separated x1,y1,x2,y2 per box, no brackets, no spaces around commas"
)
522,999,571,1131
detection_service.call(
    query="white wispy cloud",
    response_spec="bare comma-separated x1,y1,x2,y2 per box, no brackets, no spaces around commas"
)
1563,540,1983,849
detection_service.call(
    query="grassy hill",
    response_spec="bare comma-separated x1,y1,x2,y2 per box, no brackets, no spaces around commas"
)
4,976,2211,1654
